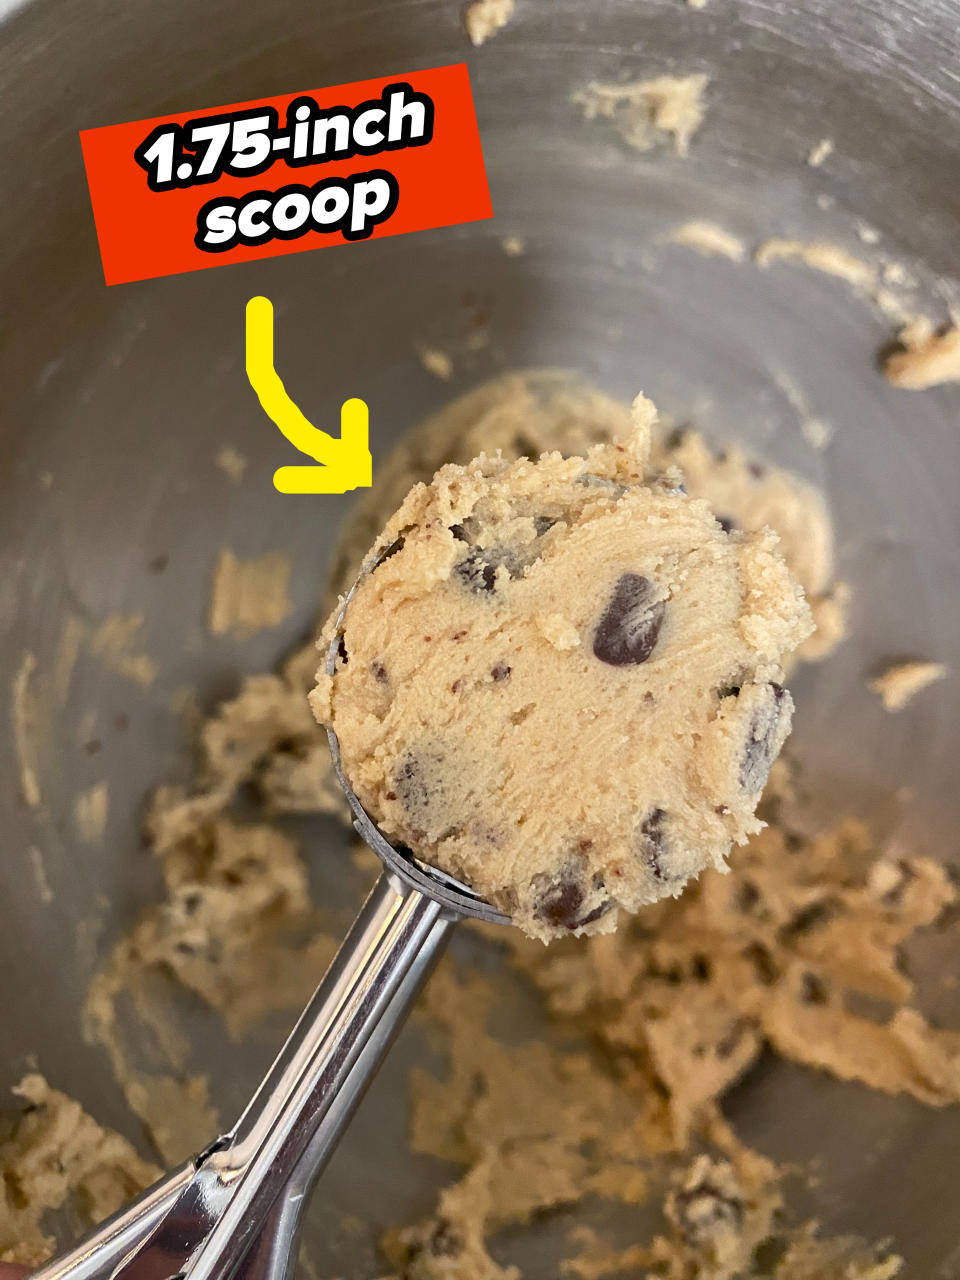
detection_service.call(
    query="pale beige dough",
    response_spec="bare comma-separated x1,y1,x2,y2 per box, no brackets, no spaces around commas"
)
0,1075,158,1266
328,371,846,666
573,74,708,156
666,220,746,262
870,660,948,711
651,430,847,664
463,0,514,46
208,549,292,637
884,320,960,389
313,404,812,941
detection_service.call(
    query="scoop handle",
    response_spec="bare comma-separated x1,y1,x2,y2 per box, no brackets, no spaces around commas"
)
30,873,455,1280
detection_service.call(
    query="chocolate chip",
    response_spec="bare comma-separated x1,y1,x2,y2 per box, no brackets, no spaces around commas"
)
535,877,584,928
736,880,761,913
638,808,666,879
593,574,665,666
673,1178,744,1243
779,899,838,940
454,548,498,593
533,866,611,930
371,661,388,683
448,523,469,543
715,1019,748,1059
716,515,736,533
744,941,779,985
427,1220,462,1258
393,754,430,814
800,972,829,1004
491,663,511,682
739,684,788,794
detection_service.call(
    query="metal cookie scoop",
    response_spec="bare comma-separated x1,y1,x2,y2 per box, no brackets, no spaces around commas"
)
32,547,509,1280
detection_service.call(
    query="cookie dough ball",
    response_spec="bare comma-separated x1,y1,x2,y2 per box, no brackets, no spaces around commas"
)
312,405,813,942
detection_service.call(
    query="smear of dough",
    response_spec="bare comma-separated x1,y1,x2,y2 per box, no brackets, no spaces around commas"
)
215,445,248,483
807,137,834,168
800,417,832,450
883,320,960,389
89,615,158,687
754,238,877,290
0,1074,159,1266
870,661,948,712
208,550,292,637
29,846,54,904
574,74,708,156
53,615,86,707
418,347,454,381
11,652,41,807
667,220,746,262
385,801,937,1280
74,782,109,844
501,235,526,257
463,0,514,46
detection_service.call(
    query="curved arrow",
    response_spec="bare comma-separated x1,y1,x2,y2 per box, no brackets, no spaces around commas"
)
245,296,372,494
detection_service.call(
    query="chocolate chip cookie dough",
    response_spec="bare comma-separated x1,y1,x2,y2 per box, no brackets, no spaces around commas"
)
312,400,813,941
327,372,847,665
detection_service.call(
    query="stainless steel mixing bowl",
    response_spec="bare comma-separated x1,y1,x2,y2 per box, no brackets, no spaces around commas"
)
2,0,959,1273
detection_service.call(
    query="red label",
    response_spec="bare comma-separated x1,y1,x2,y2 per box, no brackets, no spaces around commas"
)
79,64,492,286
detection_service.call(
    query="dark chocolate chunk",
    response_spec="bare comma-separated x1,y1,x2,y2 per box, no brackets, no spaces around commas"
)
736,880,761,913
426,1221,462,1259
691,954,712,981
673,1178,745,1243
491,663,511,682
744,940,779,985
536,876,584,928
779,898,838,940
800,971,830,1004
393,754,431,815
739,684,788,794
533,865,611,930
593,573,665,666
454,548,498,593
638,807,667,879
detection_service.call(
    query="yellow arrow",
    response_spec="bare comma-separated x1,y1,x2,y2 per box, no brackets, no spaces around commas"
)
245,295,372,494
